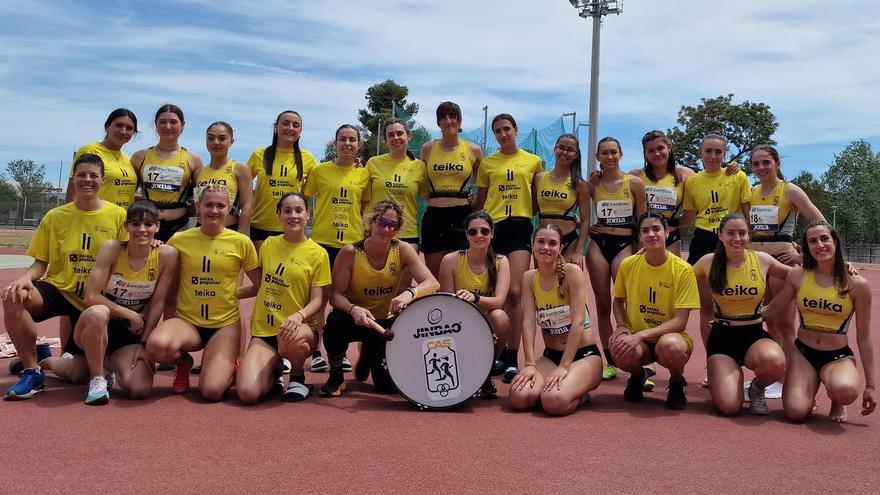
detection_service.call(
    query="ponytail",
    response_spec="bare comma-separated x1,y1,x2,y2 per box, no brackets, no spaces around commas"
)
555,255,567,298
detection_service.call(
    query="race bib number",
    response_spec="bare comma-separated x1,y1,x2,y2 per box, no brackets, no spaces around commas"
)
105,274,156,307
537,305,572,336
750,205,779,232
143,164,184,192
596,200,633,225
645,186,677,213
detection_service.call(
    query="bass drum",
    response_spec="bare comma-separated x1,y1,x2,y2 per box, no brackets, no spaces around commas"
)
386,292,494,410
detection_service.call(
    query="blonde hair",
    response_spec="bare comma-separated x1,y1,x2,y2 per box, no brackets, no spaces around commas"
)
362,199,404,239
197,183,231,204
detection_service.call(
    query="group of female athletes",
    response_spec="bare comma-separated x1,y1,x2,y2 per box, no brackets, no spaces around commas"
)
2,102,874,423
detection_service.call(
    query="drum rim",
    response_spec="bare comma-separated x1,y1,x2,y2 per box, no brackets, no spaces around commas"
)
387,291,494,411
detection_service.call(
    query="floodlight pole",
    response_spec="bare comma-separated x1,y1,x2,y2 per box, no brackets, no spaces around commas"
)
482,106,488,151
568,0,622,174
562,112,577,134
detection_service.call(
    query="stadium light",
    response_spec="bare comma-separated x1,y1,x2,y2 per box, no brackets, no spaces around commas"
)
567,0,623,173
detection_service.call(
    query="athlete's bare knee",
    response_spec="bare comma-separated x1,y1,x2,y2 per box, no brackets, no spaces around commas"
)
785,405,811,423
715,400,741,417
237,385,261,405
127,382,153,400
827,384,859,405
541,392,575,416
201,385,227,403
509,390,537,411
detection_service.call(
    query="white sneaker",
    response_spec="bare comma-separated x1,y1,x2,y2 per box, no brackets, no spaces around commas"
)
341,357,353,373
85,376,109,405
281,358,292,375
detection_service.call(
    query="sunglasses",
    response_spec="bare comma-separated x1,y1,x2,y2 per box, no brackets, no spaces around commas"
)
467,227,491,237
377,217,400,230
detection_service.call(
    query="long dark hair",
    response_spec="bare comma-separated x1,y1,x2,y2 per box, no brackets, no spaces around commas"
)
104,108,138,136
802,220,852,297
462,211,498,292
750,144,785,180
641,130,679,185
555,133,581,190
384,118,415,160
708,213,747,293
264,110,304,180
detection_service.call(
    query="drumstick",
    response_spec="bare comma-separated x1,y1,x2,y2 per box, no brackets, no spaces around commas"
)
366,318,395,341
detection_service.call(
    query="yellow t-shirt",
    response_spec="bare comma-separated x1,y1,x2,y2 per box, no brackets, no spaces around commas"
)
303,161,370,248
708,249,766,322
168,228,259,328
750,181,796,241
195,161,240,211
613,252,699,345
346,240,402,319
248,147,318,232
425,140,473,198
593,174,636,228
363,153,427,240
796,271,854,335
643,172,684,219
251,236,331,337
103,245,160,314
683,170,750,232
536,173,578,221
140,147,192,207
477,149,543,222
453,251,496,297
72,142,137,208
27,202,127,309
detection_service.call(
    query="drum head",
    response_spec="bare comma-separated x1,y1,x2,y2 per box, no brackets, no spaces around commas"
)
386,292,494,410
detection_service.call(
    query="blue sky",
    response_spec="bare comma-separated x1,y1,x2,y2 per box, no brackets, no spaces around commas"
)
1,0,877,187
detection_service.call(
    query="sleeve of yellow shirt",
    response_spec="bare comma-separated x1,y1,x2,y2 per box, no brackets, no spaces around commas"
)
612,257,630,299
476,157,490,188
673,263,701,309
683,174,696,211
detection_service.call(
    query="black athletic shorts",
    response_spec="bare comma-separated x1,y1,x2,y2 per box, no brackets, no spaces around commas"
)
561,230,579,253
666,229,682,247
250,226,282,243
195,325,220,347
156,214,190,243
589,232,633,263
420,204,471,253
252,335,279,350
795,339,854,373
687,228,718,265
317,244,342,269
31,281,83,355
492,217,533,255
106,318,143,356
706,322,772,366
543,345,601,366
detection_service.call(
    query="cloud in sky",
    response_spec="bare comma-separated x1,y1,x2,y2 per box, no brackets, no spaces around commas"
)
0,0,877,182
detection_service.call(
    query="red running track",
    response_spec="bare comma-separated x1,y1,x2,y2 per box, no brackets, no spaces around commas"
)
1,256,879,493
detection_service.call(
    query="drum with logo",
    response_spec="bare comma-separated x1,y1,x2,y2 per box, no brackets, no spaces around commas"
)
385,292,494,410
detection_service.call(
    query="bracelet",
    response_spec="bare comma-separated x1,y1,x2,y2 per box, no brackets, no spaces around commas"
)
472,292,481,304
406,287,417,300
348,304,357,315
294,311,304,321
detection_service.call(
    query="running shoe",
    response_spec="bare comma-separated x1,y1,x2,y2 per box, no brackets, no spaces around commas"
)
191,364,202,375
8,342,52,375
476,377,497,400
281,381,312,402
341,357,353,373
280,358,292,375
105,371,116,389
502,366,519,384
701,376,710,388
318,369,346,397
172,354,194,394
310,354,328,372
4,368,46,400
85,376,110,405
624,368,647,402
491,359,505,377
601,365,618,380
747,381,770,415
643,367,656,392
666,378,687,410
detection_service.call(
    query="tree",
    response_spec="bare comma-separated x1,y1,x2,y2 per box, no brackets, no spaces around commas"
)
4,159,53,204
357,79,419,163
321,140,337,163
789,170,830,239
667,94,778,174
0,177,19,203
821,140,880,244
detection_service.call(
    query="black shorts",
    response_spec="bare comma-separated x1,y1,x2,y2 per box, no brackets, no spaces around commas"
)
687,228,718,265
707,322,771,366
492,217,533,255
589,232,633,263
252,335,279,350
420,204,471,253
32,281,83,354
543,345,601,366
250,226,282,243
156,214,190,243
666,229,682,246
195,325,220,347
318,244,341,268
106,318,142,356
795,339,854,373
561,230,579,253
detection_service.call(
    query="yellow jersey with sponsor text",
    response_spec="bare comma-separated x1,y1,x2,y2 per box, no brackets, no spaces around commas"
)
643,172,684,219
103,245,160,314
27,202,127,310
346,240,402,319
593,174,635,229
425,140,473,198
683,170,750,232
248,147,318,232
304,162,370,248
796,271,854,335
140,147,192,207
532,272,574,337
251,236,331,337
364,153,427,239
536,173,578,221
195,161,240,211
750,181,796,241
477,149,542,222
72,142,137,208
710,249,766,322
168,228,259,328
453,251,498,297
